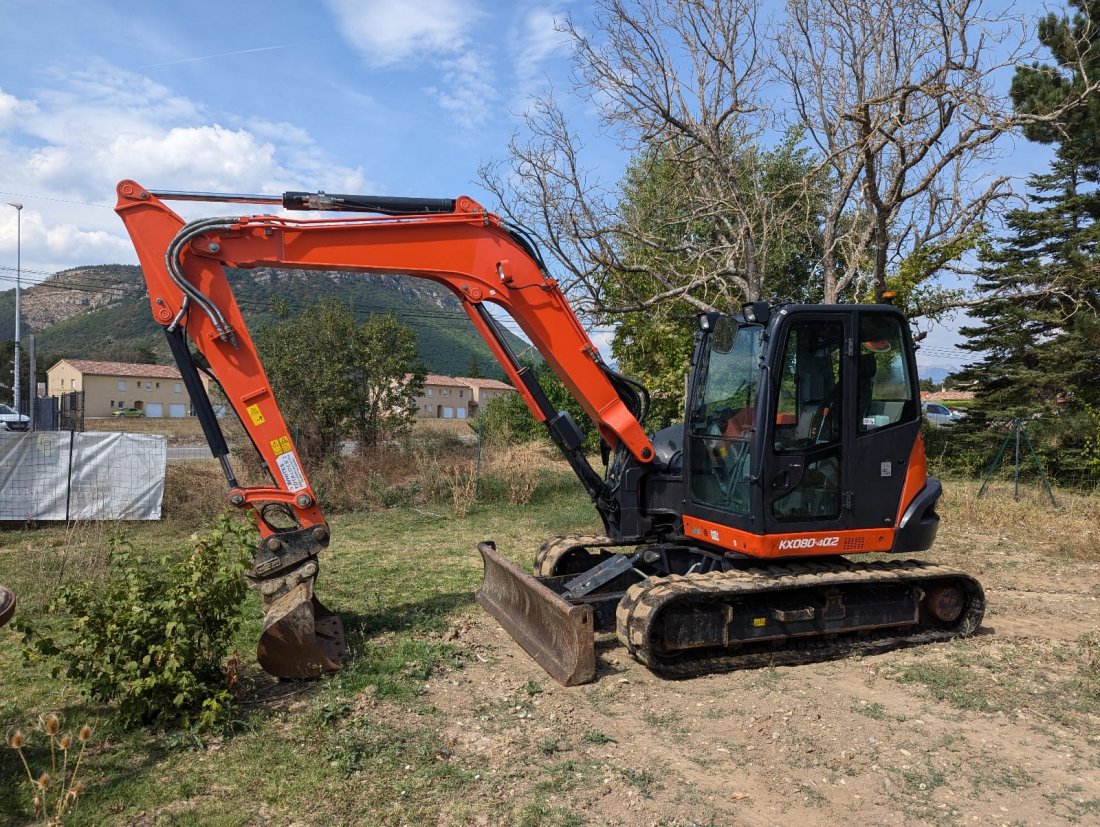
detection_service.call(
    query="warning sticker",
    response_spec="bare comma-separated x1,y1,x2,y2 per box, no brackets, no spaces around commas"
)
247,404,266,426
270,435,292,456
276,451,307,492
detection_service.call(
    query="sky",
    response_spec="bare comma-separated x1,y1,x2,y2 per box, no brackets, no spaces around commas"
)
0,0,1060,374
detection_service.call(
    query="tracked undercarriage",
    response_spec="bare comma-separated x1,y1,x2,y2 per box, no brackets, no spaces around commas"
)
478,535,984,685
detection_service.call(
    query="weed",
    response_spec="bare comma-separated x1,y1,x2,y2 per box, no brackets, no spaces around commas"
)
524,680,545,697
538,736,564,755
852,700,888,720
515,796,586,827
533,759,599,796
16,515,254,730
642,710,683,731
798,783,827,806
618,766,658,797
7,716,93,824
582,729,616,745
889,661,995,712
897,763,947,792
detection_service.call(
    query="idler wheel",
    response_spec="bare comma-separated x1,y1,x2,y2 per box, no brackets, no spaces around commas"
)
923,584,964,623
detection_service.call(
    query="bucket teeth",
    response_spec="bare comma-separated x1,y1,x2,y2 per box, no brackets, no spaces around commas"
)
476,542,596,686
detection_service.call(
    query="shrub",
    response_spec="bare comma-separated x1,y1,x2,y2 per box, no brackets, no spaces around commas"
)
19,515,256,730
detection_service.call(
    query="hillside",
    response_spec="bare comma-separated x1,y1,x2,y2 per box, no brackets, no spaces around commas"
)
0,265,529,379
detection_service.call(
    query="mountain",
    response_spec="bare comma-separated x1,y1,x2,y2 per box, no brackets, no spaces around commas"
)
0,265,529,380
918,366,954,384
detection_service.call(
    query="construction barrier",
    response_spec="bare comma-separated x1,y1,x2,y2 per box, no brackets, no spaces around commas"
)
0,431,166,521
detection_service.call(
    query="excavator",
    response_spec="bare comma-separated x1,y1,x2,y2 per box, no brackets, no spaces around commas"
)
114,180,984,686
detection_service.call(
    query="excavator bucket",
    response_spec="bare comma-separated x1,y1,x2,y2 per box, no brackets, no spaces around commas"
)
257,580,347,679
0,584,14,628
476,542,596,686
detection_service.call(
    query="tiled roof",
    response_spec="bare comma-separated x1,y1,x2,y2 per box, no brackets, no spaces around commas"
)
55,359,183,380
460,377,514,391
419,374,514,390
924,389,976,402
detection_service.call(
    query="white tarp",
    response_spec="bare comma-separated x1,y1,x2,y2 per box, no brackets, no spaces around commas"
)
0,431,167,521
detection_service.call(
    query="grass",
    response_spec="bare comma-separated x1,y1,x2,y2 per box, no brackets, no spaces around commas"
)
2,463,1099,824
0,456,601,826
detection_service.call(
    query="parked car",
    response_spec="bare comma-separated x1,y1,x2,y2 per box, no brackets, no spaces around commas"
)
113,407,146,418
0,403,30,431
922,401,966,427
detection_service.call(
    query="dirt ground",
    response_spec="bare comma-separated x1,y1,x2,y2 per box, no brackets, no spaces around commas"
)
355,509,1100,826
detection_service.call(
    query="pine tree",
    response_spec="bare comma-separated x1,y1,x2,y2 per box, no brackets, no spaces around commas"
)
953,1,1100,482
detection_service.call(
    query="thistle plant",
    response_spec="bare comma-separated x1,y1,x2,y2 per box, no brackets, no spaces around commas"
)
8,715,91,825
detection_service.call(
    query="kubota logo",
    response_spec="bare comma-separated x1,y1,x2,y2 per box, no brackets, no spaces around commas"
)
778,536,840,550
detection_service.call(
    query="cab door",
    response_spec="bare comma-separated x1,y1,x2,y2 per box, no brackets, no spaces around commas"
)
762,313,852,537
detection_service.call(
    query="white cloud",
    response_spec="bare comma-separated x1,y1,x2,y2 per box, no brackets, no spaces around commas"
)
323,0,498,129
513,7,572,91
0,87,38,130
323,0,480,67
0,63,370,276
427,53,499,131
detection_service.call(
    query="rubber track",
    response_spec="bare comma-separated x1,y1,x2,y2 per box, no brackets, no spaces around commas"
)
615,559,985,678
533,534,624,577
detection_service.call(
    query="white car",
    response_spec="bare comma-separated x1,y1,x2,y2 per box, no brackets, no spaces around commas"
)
921,401,965,427
0,403,30,431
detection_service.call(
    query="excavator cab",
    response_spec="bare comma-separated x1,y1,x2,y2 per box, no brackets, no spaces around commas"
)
680,304,937,558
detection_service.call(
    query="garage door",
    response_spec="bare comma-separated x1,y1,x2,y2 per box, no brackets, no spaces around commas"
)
146,403,163,418
169,404,187,418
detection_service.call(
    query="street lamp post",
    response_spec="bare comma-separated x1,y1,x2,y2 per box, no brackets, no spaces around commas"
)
7,202,21,415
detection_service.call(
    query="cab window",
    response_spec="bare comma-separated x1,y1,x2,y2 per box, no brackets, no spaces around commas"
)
857,315,915,433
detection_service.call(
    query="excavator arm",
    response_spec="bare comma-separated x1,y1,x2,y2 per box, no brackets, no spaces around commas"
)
115,180,654,681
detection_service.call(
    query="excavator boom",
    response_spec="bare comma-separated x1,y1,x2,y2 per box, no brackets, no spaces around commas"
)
114,181,652,679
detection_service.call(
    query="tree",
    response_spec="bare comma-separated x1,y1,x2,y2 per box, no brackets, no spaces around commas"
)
952,0,1100,482
477,359,600,452
481,0,776,318
483,0,1100,325
255,299,425,462
775,0,1047,303
608,131,830,427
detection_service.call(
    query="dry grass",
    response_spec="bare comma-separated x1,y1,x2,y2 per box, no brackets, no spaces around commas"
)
84,417,205,444
940,477,1100,562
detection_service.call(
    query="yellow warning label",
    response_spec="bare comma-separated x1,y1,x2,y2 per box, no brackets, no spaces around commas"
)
247,404,266,426
270,435,292,456
752,617,766,628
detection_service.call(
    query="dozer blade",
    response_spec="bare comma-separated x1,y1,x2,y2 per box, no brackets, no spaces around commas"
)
257,580,348,680
476,541,596,686
0,584,14,628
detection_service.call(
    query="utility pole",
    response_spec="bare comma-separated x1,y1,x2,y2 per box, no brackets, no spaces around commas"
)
7,202,22,414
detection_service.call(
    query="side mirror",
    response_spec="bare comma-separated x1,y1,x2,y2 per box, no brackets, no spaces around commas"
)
711,316,738,354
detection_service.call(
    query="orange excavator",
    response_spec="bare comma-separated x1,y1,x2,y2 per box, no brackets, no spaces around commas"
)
115,181,984,685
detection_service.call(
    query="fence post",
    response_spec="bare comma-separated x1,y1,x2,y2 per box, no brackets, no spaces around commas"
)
475,415,483,498
65,429,76,523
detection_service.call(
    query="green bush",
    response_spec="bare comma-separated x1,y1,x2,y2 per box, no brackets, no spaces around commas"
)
19,514,256,730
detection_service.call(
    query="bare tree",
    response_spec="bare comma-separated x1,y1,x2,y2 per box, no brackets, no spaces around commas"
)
486,0,1100,319
777,0,1097,303
481,0,804,315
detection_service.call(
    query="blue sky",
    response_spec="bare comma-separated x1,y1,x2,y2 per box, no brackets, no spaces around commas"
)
0,0,1060,372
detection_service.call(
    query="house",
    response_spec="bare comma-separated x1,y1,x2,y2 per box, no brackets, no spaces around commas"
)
461,377,515,416
412,374,516,420
46,359,211,419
